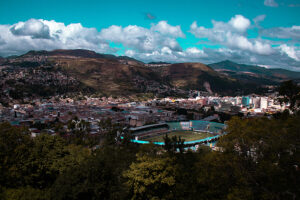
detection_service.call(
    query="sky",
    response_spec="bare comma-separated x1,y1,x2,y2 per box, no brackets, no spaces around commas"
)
0,0,299,70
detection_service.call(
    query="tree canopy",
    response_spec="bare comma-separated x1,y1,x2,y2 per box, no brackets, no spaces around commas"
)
0,112,299,199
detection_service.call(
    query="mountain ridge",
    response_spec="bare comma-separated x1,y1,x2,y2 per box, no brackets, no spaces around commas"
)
209,60,300,84
1,49,293,101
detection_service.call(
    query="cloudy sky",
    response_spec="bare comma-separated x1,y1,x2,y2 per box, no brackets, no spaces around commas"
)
0,0,299,70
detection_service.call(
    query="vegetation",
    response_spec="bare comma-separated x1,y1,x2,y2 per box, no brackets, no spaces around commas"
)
0,111,299,199
277,80,300,111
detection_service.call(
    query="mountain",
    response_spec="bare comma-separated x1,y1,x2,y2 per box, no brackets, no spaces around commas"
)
209,60,300,84
148,61,170,64
0,49,275,102
21,49,118,60
159,63,243,94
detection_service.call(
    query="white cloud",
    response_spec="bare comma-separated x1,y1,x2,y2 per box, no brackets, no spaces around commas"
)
161,46,172,55
229,15,250,32
0,19,185,57
0,19,114,56
127,46,208,63
190,15,273,55
280,44,300,61
125,49,135,57
100,21,183,52
10,19,50,39
186,47,203,54
264,0,278,7
151,21,185,38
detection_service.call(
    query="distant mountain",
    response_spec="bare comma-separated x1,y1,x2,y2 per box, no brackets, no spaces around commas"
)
0,49,274,99
5,55,18,59
148,61,171,64
21,49,118,60
209,60,300,84
118,56,143,62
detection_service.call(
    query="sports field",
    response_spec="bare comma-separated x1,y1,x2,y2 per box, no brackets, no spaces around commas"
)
145,131,214,142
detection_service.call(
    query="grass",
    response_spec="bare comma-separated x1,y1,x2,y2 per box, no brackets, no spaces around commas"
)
145,131,214,142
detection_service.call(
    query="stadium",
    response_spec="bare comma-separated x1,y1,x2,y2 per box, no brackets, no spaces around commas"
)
129,120,226,146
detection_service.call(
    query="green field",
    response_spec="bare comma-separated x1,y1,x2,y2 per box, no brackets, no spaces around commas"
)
145,131,214,142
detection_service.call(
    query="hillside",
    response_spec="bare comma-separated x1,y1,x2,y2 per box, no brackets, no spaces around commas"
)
160,63,244,95
0,49,280,102
1,50,173,100
209,60,300,84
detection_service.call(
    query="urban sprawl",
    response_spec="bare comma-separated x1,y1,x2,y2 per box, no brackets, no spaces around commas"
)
0,92,288,138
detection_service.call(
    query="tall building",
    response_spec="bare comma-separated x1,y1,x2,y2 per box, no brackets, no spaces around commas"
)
260,97,268,109
252,97,261,108
242,96,250,107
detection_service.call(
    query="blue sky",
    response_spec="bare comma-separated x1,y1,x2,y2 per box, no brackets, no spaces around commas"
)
0,0,299,70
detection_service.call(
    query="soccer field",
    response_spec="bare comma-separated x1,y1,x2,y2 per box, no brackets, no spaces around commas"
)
145,131,214,142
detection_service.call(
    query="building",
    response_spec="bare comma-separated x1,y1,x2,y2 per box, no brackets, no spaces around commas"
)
242,96,250,107
260,97,268,109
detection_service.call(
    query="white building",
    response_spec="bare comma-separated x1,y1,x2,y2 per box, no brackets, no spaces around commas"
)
260,97,268,109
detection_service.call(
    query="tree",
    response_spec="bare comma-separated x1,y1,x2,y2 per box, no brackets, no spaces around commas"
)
123,152,177,200
163,134,185,153
3,187,49,200
0,122,32,188
25,134,67,188
278,80,300,111
194,152,254,200
51,145,135,200
218,116,300,199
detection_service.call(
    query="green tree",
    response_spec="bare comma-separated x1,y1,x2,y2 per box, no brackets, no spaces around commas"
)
123,152,177,200
26,134,67,188
3,187,49,200
0,122,32,187
51,145,136,200
218,116,300,199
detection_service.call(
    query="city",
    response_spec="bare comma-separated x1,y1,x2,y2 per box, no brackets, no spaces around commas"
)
0,0,299,199
0,93,289,138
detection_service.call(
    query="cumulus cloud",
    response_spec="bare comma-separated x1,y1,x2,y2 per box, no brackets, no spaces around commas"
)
190,15,273,55
100,21,184,52
0,19,186,62
228,15,250,32
151,21,185,38
188,14,300,70
264,0,278,7
125,46,207,63
10,18,50,39
0,19,185,56
0,19,114,56
280,44,300,61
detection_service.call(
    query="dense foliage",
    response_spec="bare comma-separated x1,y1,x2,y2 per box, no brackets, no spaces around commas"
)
0,111,299,200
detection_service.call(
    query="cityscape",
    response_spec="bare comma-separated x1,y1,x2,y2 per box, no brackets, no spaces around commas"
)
0,0,299,200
